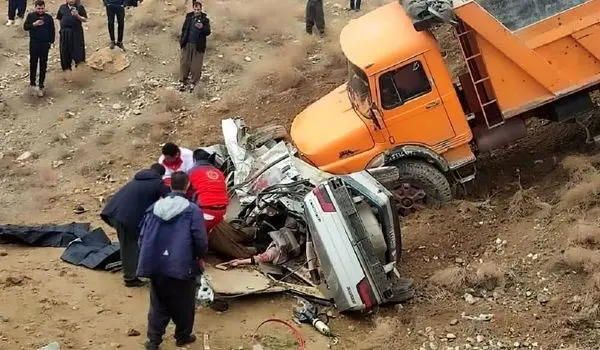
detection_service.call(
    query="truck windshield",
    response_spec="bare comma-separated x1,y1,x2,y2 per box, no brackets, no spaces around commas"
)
347,62,372,118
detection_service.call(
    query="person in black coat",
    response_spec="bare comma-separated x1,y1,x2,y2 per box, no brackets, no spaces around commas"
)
23,0,55,97
56,0,88,71
101,163,170,287
178,0,211,92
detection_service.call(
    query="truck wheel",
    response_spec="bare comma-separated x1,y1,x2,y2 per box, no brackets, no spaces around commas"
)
392,160,452,216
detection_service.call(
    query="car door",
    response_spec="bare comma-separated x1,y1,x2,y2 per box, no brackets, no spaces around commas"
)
376,56,455,147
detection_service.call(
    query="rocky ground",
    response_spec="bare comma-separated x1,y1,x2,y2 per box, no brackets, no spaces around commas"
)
1,0,600,349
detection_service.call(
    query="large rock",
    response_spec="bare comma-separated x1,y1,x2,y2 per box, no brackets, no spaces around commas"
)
87,47,130,73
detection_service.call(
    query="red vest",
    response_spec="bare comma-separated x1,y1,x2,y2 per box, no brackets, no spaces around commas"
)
188,164,228,208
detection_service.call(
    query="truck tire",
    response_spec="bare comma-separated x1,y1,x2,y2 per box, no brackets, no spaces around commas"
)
392,160,452,215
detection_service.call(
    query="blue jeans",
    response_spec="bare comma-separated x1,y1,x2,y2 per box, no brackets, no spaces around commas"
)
350,0,361,10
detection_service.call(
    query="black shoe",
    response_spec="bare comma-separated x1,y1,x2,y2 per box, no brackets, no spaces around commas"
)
109,42,116,49
124,278,146,287
175,334,196,347
116,42,125,51
178,81,187,92
144,340,159,350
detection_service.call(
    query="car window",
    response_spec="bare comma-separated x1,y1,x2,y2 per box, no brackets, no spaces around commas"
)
379,61,432,110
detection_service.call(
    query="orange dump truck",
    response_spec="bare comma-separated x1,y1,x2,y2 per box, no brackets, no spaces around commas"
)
290,0,600,214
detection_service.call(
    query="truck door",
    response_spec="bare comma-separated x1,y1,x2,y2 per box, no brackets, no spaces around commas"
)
376,57,455,147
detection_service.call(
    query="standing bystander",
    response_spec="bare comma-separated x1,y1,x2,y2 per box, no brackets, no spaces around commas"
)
305,0,325,35
24,0,55,97
137,171,207,350
178,0,211,92
100,163,170,287
6,0,26,26
103,0,126,50
56,0,88,71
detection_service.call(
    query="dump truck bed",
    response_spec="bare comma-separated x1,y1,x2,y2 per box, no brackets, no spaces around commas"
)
454,0,600,122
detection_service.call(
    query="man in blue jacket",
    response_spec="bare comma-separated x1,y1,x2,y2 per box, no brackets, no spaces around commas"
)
101,163,170,287
137,171,207,350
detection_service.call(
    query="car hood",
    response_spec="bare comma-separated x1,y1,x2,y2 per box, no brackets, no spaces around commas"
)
291,84,375,169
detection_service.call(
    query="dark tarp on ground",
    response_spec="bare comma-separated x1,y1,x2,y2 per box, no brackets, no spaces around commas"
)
0,223,121,270
0,222,91,247
60,228,121,270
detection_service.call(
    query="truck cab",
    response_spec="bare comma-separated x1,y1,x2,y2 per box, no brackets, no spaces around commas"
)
291,2,475,214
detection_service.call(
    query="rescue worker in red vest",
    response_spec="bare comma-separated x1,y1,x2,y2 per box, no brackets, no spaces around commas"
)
187,148,228,233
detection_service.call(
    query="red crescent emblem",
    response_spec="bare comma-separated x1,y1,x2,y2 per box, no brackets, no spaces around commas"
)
206,170,219,180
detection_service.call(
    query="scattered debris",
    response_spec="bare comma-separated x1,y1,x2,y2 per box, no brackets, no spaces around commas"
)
461,313,494,321
73,205,87,214
38,342,60,350
126,328,140,337
463,293,478,305
16,151,32,161
293,297,331,337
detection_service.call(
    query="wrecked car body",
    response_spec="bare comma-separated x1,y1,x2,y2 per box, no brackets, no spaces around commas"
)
201,118,414,312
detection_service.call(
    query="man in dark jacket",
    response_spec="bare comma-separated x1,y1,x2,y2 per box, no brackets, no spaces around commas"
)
178,0,211,92
23,0,55,97
103,0,126,50
101,163,170,287
137,171,207,350
305,0,325,35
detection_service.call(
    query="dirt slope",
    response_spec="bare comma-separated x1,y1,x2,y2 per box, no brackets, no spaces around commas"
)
2,0,600,349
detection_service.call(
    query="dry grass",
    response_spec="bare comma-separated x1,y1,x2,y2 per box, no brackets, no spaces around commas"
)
563,156,597,183
131,0,168,32
430,262,505,294
591,272,600,291
558,247,600,273
558,156,600,210
430,267,467,292
507,187,537,219
219,58,244,75
471,262,505,291
568,221,600,247
238,42,310,95
559,173,600,211
159,90,184,112
212,0,302,41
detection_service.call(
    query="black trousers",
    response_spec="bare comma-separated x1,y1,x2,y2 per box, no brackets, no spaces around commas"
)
350,0,361,9
29,42,50,88
305,0,325,34
59,28,86,71
111,219,139,282
8,0,25,20
147,275,196,345
106,5,125,43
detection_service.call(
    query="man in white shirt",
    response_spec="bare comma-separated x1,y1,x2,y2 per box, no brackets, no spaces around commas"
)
158,142,195,185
